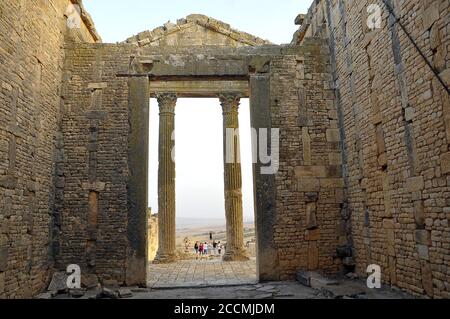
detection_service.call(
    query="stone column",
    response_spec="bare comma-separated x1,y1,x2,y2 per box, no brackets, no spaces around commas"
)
219,93,249,262
154,93,177,263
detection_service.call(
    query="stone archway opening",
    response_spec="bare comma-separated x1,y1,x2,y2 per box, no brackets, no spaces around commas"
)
146,94,257,288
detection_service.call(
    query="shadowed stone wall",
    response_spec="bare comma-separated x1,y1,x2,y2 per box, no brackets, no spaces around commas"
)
296,0,450,298
2,2,448,299
0,0,98,298
269,40,344,280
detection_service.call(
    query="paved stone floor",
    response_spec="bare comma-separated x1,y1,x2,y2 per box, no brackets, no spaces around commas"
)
148,258,257,288
43,274,417,299
128,280,416,299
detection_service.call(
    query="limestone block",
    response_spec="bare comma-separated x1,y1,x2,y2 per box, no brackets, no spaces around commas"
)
186,14,209,24
382,219,394,229
320,178,344,188
305,229,320,241
406,176,424,192
378,152,388,168
326,165,343,178
0,272,4,294
0,175,17,189
326,129,340,142
297,178,320,192
306,202,318,230
295,166,327,178
415,230,431,246
88,82,107,90
307,242,319,270
404,107,415,122
417,244,429,261
302,127,311,165
0,246,8,272
305,192,318,202
82,181,106,192
295,14,306,25
388,256,397,285
47,272,69,293
423,4,439,31
421,262,433,296
385,229,396,256
298,116,313,127
329,153,342,165
429,23,441,50
335,188,344,203
440,69,450,87
440,152,450,175
1,82,12,91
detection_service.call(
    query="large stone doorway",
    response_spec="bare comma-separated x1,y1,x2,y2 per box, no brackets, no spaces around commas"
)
148,96,256,288
124,42,283,283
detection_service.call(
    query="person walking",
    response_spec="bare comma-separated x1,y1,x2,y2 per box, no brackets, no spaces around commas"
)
194,241,199,256
213,240,217,255
217,241,222,255
199,242,204,258
204,242,209,255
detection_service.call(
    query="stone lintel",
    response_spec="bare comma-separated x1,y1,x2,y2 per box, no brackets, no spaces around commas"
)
82,181,105,192
150,80,249,98
88,82,108,90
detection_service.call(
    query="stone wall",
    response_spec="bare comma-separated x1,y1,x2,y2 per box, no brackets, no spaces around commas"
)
297,0,450,298
57,42,137,285
269,39,344,280
0,0,97,298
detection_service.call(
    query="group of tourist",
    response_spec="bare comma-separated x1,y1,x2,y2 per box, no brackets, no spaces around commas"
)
194,240,224,257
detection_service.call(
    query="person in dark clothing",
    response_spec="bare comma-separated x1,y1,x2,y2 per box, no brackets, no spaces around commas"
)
194,241,199,255
213,241,217,255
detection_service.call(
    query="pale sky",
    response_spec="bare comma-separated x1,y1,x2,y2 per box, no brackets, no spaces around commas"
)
83,1,312,222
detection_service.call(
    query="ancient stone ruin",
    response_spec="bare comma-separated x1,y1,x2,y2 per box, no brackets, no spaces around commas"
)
0,0,449,299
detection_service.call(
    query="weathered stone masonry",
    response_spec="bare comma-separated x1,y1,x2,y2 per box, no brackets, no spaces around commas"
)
295,0,449,298
0,0,99,298
1,1,448,299
56,40,343,285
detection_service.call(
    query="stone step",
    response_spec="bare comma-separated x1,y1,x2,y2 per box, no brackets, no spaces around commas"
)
296,271,339,289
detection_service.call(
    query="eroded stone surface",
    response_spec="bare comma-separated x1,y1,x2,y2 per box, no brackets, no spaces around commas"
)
0,0,448,300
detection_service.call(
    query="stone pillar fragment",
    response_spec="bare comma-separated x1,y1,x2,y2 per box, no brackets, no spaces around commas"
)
219,93,249,262
154,93,177,263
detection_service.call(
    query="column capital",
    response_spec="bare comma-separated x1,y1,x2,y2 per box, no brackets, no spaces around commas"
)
219,93,241,114
156,92,177,114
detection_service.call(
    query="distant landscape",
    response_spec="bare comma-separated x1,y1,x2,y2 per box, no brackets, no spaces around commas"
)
176,217,255,230
175,217,256,252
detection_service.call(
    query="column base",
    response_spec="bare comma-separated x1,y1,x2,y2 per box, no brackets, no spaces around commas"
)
222,249,249,262
152,251,178,264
